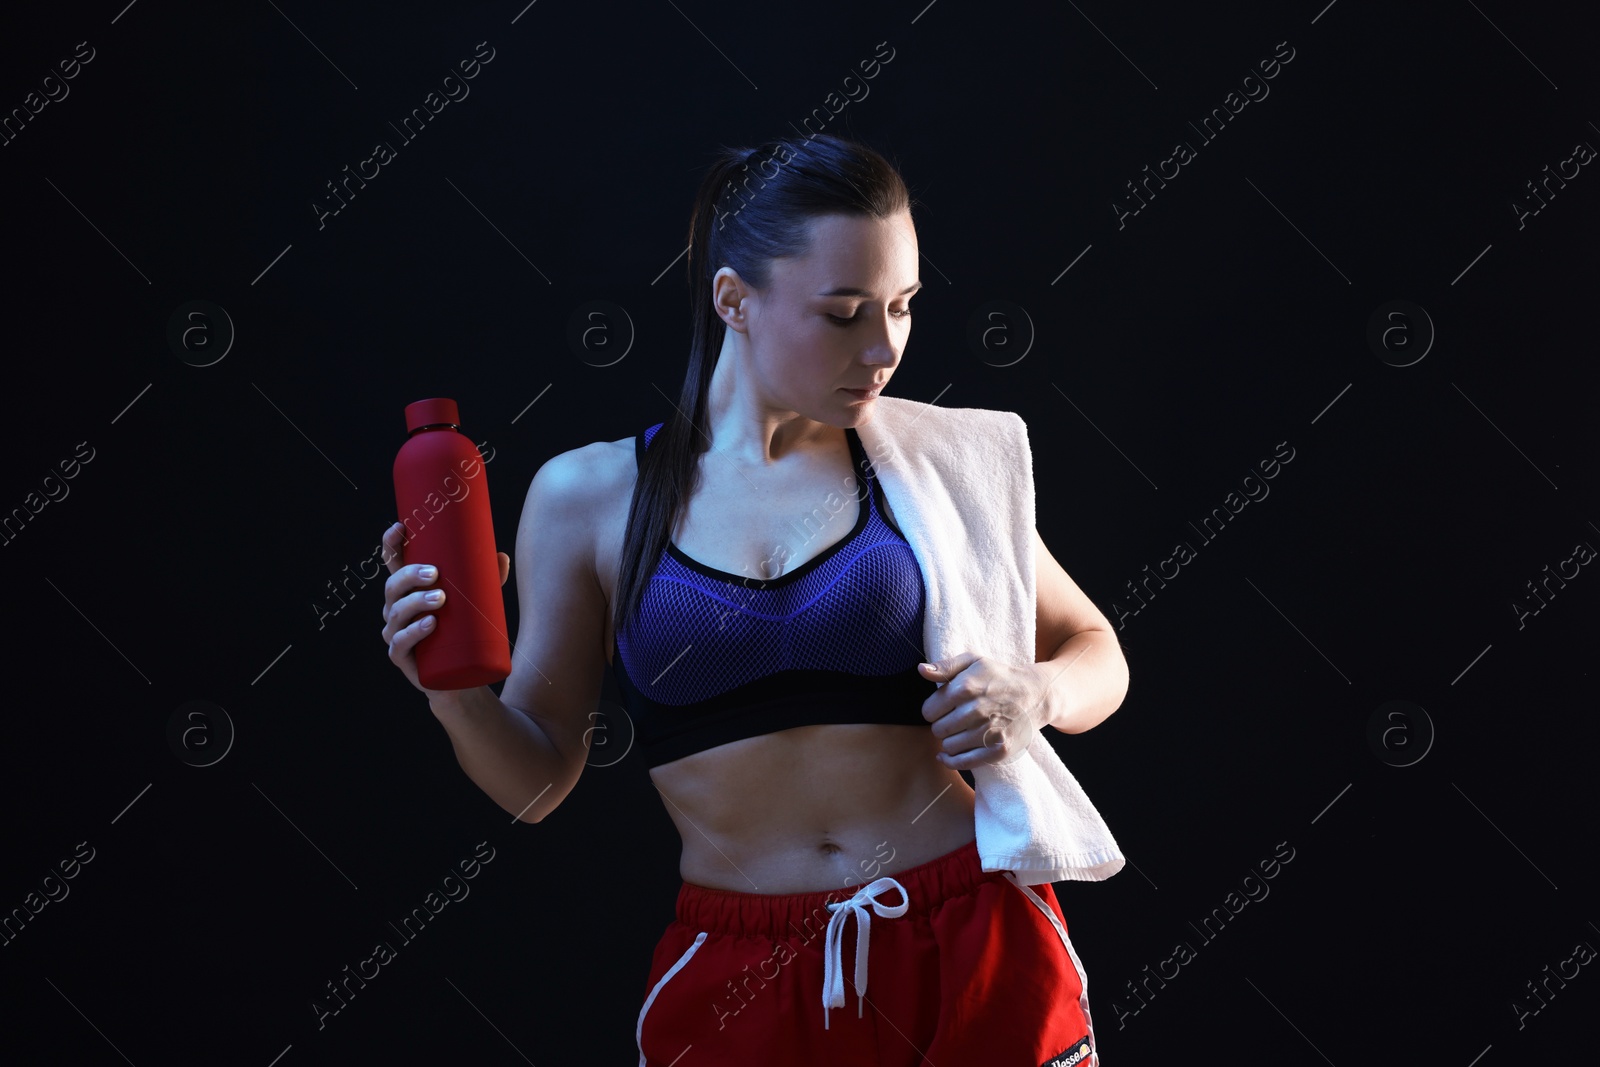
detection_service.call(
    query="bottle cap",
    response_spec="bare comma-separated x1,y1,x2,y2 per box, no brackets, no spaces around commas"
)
405,397,460,433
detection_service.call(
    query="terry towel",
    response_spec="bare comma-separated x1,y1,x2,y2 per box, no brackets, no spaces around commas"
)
854,395,1127,886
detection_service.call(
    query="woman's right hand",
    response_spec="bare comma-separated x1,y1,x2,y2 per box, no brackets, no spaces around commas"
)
381,521,511,695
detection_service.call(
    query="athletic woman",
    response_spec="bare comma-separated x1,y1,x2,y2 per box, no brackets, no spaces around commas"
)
380,133,1128,1066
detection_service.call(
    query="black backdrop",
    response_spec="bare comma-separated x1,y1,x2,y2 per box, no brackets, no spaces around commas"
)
2,1,1596,1063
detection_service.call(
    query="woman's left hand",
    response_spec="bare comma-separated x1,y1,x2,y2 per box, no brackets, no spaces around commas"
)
918,652,1047,769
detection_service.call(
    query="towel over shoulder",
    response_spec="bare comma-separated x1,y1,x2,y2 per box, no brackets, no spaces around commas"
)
854,395,1126,885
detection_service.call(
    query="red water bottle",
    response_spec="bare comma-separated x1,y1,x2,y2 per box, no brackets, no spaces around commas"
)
392,398,512,690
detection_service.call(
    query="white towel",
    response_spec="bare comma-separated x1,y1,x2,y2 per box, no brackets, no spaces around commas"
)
854,395,1127,886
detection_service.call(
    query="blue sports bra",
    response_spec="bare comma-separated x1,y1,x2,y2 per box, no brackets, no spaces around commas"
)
610,422,937,768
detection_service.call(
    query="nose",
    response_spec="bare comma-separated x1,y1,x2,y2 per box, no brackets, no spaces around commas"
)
863,343,896,369
862,319,900,367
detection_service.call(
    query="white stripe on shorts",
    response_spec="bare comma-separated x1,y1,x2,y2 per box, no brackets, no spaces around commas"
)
636,930,708,1067
1003,872,1101,1067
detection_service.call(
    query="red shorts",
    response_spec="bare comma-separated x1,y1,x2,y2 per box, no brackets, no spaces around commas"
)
635,837,1100,1066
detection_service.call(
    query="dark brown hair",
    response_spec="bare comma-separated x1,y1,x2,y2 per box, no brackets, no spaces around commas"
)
611,133,912,642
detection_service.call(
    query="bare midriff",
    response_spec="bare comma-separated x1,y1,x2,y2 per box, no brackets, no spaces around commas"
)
644,720,977,894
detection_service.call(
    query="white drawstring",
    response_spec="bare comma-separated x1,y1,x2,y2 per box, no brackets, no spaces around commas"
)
821,876,910,1029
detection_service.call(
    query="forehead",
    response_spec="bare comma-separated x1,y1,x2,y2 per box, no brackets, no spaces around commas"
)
776,212,918,288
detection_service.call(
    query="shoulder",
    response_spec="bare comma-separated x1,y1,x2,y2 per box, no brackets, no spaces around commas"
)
521,434,638,525
511,435,639,586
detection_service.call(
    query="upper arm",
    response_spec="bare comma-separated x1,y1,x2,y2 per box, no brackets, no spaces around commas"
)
498,445,610,791
1033,526,1114,662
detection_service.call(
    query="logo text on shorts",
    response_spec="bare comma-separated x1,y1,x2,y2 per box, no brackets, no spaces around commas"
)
1042,1034,1092,1067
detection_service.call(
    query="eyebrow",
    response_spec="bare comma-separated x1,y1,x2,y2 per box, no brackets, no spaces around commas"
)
817,282,923,298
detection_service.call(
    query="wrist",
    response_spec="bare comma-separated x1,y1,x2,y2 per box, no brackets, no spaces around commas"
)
1026,661,1060,734
426,686,468,720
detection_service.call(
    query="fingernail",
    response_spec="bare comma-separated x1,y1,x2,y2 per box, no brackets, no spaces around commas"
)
420,566,437,580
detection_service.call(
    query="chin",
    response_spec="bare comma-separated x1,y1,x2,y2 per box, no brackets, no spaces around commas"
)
837,398,877,422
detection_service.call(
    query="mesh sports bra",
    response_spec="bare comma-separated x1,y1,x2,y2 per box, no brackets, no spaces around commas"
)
610,422,938,768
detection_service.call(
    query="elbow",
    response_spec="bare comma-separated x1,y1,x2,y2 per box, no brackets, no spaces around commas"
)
513,798,554,825
1104,633,1130,711
1097,653,1131,727
512,761,581,825
1057,642,1129,735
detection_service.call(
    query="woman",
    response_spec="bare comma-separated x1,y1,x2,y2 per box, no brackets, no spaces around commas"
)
380,134,1127,1066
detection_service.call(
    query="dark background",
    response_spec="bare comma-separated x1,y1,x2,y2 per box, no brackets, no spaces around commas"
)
2,1,1595,1063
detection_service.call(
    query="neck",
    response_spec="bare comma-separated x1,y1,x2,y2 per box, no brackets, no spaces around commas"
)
704,342,838,466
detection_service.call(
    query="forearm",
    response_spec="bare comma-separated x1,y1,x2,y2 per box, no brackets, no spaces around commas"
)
426,685,576,822
1032,628,1129,734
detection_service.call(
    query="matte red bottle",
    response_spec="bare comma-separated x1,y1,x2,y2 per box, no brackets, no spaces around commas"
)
392,398,511,690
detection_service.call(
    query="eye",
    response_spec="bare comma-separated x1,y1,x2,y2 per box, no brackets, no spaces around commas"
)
827,308,914,325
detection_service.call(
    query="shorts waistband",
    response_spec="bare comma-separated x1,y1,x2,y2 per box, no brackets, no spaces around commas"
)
675,837,990,938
